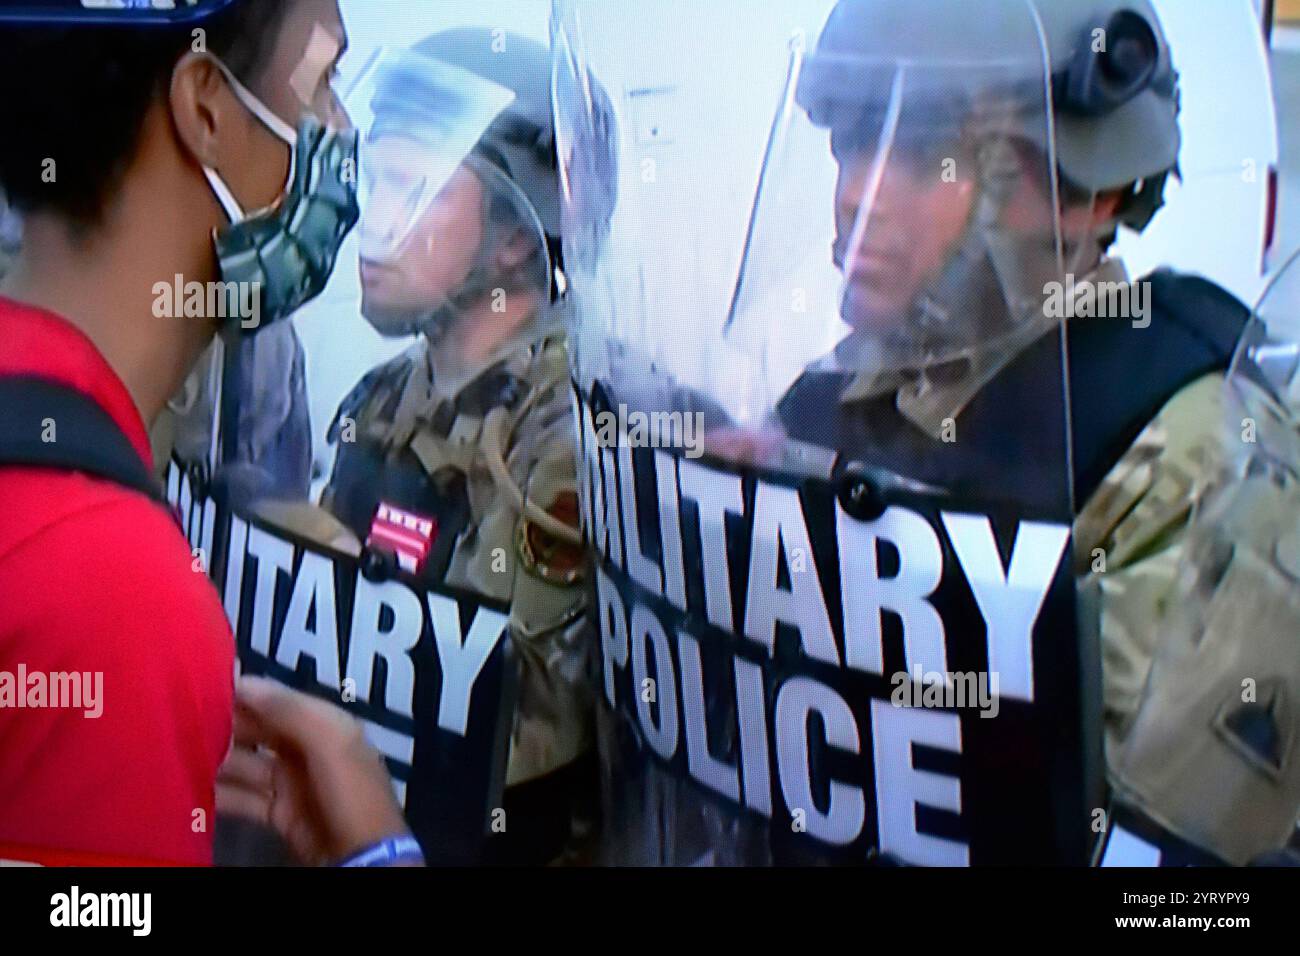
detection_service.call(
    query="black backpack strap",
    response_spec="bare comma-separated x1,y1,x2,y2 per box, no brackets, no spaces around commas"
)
0,375,167,505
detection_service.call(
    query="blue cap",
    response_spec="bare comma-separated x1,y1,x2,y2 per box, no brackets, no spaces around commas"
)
0,0,240,26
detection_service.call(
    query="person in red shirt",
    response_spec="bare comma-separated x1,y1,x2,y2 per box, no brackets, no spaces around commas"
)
0,0,411,866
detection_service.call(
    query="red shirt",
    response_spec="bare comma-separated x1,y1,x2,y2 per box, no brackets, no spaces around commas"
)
0,298,234,866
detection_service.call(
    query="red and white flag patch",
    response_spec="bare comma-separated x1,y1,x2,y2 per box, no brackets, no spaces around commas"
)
366,502,438,575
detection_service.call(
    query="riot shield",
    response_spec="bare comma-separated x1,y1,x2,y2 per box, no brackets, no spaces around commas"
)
1105,249,1300,866
171,20,594,865
556,0,1100,865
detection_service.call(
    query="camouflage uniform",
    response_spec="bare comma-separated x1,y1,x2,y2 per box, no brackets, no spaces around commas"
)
151,329,313,500
1087,333,1300,865
1076,372,1227,752
321,321,595,798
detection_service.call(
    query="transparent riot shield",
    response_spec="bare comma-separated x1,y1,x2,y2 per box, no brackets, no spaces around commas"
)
171,19,595,865
1106,250,1300,866
556,0,1102,865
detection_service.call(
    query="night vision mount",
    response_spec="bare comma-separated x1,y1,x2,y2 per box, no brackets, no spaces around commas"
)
1054,8,1170,118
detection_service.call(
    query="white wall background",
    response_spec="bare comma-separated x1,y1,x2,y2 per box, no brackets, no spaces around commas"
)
1116,0,1278,306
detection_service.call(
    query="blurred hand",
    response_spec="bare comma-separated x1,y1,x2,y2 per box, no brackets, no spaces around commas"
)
704,425,787,467
217,675,413,866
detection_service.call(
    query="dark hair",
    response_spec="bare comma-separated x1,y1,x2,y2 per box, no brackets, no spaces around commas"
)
0,0,293,228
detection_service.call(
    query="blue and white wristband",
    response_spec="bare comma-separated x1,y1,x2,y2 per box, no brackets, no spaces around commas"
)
336,835,425,868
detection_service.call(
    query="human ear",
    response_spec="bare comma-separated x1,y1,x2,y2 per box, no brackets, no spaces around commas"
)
169,51,238,171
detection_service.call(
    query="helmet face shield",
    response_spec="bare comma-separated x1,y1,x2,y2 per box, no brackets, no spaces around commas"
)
346,47,518,264
357,150,552,348
345,47,553,353
1220,254,1300,517
1234,257,1300,412
358,136,450,266
722,22,1095,448
551,13,618,276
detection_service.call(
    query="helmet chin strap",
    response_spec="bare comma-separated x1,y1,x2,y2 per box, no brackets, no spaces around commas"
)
420,158,554,348
364,261,525,344
896,132,1022,368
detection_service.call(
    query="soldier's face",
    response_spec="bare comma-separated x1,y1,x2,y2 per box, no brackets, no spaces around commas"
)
359,151,486,335
832,137,977,332
1001,151,1112,256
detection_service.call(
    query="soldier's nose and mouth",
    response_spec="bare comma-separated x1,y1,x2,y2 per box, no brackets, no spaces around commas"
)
851,253,904,285
837,242,911,302
837,234,909,274
360,259,395,290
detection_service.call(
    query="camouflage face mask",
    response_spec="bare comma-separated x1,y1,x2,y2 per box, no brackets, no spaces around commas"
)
202,59,360,334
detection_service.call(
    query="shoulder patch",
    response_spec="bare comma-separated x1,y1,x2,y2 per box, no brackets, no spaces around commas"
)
516,489,585,585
